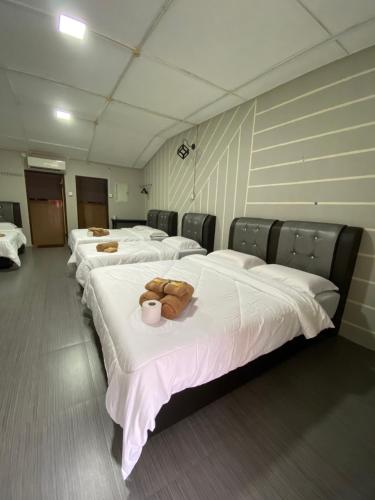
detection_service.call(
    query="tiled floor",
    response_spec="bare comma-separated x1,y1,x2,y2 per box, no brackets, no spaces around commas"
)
0,247,374,499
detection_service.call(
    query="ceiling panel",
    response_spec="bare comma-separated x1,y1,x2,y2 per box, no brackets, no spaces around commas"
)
133,136,165,168
158,121,193,139
143,0,329,90
301,0,375,34
16,0,165,47
102,101,177,136
187,94,244,124
89,122,152,166
337,20,375,54
20,104,94,149
0,2,131,95
236,41,346,100
27,139,88,160
114,56,225,119
8,71,106,121
0,70,25,138
0,135,28,152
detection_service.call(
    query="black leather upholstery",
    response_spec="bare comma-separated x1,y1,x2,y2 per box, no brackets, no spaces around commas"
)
157,211,178,236
276,221,344,279
181,213,216,253
228,218,278,261
146,210,160,229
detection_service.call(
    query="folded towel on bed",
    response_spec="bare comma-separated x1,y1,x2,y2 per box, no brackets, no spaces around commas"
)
96,241,119,252
141,278,195,319
160,289,194,319
89,227,110,237
145,277,170,294
139,290,165,305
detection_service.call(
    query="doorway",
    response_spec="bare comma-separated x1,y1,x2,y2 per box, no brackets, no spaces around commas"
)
76,176,108,229
25,170,67,247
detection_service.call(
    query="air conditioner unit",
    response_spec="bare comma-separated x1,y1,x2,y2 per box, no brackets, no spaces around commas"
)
27,156,66,172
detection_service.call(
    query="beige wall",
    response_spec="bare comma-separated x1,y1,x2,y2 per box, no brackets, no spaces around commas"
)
144,44,375,350
0,150,145,244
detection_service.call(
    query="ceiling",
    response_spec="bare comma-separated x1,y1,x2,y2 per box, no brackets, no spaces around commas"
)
1,0,375,169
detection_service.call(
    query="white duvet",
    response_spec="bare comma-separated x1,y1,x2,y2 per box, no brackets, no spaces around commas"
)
83,255,333,479
0,228,27,267
68,228,161,264
75,241,179,286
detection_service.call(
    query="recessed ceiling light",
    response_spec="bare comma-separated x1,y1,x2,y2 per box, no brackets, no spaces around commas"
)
56,109,72,120
59,14,86,40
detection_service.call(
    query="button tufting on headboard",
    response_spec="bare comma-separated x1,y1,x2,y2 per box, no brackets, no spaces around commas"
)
228,218,278,262
276,221,345,278
181,213,216,253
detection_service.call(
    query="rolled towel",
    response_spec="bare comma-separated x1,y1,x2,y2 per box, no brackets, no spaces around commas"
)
93,229,109,237
0,233,5,237
164,280,194,298
103,247,117,253
96,241,119,252
145,277,170,294
139,290,165,306
160,291,193,319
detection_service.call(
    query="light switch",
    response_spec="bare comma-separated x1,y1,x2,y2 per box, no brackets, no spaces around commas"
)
108,193,113,198
68,191,73,197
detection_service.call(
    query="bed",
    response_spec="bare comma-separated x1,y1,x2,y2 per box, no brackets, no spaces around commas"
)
82,217,362,479
74,213,215,286
0,218,27,269
68,210,177,263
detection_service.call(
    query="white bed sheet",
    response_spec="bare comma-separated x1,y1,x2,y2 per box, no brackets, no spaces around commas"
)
75,241,178,286
83,254,333,479
68,228,156,264
75,242,207,286
0,228,27,267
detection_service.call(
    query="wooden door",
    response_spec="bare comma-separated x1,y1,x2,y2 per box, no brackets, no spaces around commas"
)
76,176,108,228
25,170,67,247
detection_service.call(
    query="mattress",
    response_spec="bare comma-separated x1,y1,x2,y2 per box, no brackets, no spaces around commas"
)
75,242,207,287
315,291,340,319
68,228,160,264
83,254,333,479
0,228,27,267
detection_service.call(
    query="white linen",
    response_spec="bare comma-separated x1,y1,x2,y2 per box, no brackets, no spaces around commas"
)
0,228,27,267
75,241,179,286
68,228,154,264
163,236,201,250
83,254,333,480
315,291,340,318
207,249,265,269
0,222,17,229
123,225,168,239
251,264,338,296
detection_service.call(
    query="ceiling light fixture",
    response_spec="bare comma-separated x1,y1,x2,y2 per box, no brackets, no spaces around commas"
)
59,14,86,40
55,109,72,120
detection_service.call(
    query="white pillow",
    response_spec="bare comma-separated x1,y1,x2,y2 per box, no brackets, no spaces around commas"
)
129,226,168,237
163,236,201,250
207,249,265,270
251,264,338,296
0,222,17,229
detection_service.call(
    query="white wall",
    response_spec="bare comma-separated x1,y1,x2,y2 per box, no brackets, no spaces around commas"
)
0,149,145,244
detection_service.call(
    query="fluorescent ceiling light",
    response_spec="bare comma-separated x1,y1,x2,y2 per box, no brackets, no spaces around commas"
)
59,14,86,40
55,109,72,120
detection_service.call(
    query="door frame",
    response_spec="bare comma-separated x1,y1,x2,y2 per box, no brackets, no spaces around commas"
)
75,175,109,228
25,170,68,247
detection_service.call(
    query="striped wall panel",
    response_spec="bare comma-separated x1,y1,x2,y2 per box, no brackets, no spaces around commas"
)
144,44,375,350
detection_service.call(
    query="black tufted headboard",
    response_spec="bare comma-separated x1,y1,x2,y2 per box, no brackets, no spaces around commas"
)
275,221,344,279
181,213,216,253
228,217,278,262
146,210,160,229
157,211,178,236
272,221,362,329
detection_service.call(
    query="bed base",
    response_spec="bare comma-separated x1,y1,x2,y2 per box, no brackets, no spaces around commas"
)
152,329,335,435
